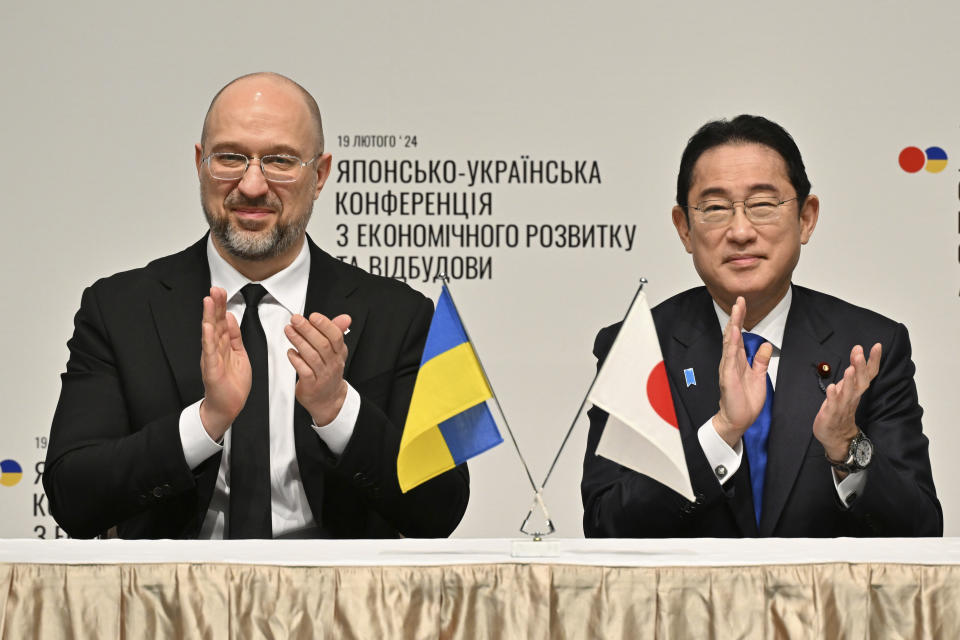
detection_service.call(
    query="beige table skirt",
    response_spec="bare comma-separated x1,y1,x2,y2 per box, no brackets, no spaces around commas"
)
4,562,960,638
2,538,959,639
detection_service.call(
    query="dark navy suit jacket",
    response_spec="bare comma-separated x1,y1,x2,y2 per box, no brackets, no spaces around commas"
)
582,285,941,537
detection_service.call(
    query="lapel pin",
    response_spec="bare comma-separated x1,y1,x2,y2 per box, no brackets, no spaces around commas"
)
683,368,696,387
815,361,831,393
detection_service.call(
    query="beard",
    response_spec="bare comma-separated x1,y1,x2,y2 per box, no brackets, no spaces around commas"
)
202,188,312,261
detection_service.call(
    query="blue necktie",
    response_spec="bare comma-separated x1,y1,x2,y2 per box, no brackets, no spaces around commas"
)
741,332,773,527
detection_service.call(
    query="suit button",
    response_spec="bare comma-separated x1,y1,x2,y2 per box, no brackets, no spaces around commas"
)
353,472,368,484
152,487,164,499
715,465,727,479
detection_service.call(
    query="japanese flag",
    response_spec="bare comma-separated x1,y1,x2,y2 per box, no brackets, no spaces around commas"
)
589,290,695,501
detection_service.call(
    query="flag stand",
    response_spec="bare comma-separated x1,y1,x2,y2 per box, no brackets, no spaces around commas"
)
519,491,555,539
435,276,550,544
516,278,649,542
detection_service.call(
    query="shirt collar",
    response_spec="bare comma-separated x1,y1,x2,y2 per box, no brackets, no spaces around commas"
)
712,285,792,352
206,235,311,315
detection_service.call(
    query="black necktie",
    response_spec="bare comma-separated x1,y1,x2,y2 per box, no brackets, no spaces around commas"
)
228,283,272,538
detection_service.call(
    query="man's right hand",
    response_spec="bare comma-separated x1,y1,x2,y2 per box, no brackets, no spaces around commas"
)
199,286,251,441
712,296,773,447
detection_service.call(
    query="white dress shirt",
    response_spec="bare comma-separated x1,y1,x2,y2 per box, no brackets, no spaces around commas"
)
178,236,361,538
696,287,866,506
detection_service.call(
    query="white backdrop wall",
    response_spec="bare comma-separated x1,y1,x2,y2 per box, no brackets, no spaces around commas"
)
1,1,957,538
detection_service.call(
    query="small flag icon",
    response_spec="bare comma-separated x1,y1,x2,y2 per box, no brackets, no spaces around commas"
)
0,459,23,487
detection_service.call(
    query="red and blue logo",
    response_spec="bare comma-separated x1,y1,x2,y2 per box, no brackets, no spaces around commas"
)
0,459,23,487
899,146,948,173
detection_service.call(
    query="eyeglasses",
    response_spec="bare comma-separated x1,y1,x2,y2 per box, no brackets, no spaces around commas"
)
688,196,799,226
202,152,321,183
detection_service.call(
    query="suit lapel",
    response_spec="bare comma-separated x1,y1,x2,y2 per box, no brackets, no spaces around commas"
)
302,237,367,376
759,287,844,535
664,292,722,437
293,239,369,523
146,236,219,532
663,290,759,536
148,237,210,410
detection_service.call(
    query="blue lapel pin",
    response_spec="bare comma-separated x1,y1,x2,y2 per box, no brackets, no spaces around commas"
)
683,368,696,387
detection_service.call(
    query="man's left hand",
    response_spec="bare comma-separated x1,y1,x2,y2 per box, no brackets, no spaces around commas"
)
812,343,882,464
284,312,352,426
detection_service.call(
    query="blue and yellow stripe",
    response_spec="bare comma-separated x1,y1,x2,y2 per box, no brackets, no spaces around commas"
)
398,286,502,492
924,146,948,173
0,459,23,487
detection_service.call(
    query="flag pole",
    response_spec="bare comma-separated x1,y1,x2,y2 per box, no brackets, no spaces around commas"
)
435,274,541,499
537,277,648,492
512,277,648,538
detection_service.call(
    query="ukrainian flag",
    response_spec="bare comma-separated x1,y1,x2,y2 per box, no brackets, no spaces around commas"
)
398,285,503,492
0,459,23,487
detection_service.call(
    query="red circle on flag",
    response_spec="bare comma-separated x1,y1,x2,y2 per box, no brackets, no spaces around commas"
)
646,361,678,428
898,146,925,173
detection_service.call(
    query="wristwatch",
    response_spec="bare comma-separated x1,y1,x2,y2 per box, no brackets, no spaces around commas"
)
825,431,874,473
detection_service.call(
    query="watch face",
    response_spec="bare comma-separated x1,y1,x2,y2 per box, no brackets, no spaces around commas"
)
853,437,873,467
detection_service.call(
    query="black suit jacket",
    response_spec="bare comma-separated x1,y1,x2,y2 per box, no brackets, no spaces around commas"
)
582,285,941,537
45,235,469,539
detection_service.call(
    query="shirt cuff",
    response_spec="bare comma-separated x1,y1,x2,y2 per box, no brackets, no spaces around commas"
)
698,418,743,485
179,399,224,470
311,383,360,456
833,468,867,507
